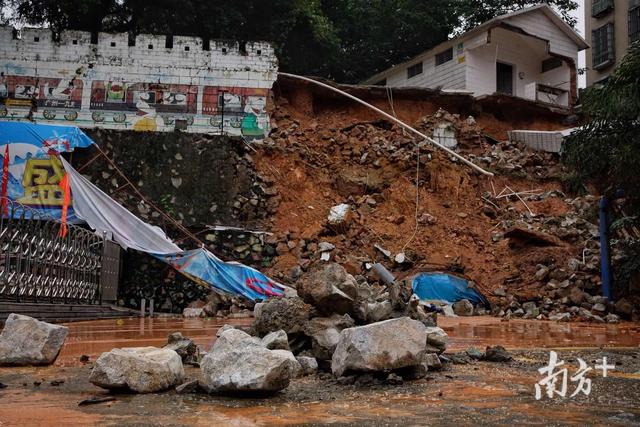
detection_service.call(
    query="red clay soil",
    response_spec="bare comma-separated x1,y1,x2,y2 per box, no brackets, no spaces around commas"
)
256,81,583,303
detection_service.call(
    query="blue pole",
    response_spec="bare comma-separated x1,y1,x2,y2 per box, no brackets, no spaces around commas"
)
599,196,613,301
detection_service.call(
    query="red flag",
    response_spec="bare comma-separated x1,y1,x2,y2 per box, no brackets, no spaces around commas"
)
59,173,71,237
1,144,9,216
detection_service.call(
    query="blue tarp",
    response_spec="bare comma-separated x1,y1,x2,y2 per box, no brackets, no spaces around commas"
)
154,249,284,301
412,272,488,306
0,122,94,221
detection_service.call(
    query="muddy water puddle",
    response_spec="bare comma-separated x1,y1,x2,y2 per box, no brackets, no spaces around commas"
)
55,315,640,368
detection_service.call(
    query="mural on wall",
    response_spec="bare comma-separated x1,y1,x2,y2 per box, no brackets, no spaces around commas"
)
0,75,83,121
89,81,198,131
202,87,269,140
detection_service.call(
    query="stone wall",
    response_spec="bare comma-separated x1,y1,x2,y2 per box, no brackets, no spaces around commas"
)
0,26,277,137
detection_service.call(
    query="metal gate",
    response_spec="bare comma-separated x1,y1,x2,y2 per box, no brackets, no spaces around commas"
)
0,199,120,304
100,240,122,302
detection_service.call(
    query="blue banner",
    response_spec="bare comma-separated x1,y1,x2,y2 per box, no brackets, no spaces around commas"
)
0,122,94,221
155,248,285,301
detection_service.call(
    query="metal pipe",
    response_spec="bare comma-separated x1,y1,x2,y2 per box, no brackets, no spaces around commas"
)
599,196,612,301
278,72,494,177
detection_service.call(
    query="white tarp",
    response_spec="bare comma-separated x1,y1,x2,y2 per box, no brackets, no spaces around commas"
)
60,157,181,254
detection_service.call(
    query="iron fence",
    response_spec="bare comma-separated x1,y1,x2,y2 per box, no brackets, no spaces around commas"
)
0,198,104,303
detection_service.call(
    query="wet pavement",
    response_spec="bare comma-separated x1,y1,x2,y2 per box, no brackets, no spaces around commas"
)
1,315,639,426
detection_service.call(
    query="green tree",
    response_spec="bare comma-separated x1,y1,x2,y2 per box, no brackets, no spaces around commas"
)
6,0,578,82
563,41,640,214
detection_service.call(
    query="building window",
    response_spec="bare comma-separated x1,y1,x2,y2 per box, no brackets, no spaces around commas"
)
630,2,640,44
592,23,615,69
407,62,423,79
542,57,563,73
592,0,614,17
435,47,453,66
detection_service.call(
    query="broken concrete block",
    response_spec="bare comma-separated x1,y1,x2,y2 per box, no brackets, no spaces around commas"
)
0,314,69,366
89,347,185,393
331,317,428,377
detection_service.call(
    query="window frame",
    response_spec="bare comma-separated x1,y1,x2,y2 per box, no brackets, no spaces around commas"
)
591,23,615,69
435,47,453,66
630,2,640,44
406,62,423,79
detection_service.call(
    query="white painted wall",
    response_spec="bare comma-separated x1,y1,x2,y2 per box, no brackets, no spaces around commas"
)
0,26,278,136
503,11,579,62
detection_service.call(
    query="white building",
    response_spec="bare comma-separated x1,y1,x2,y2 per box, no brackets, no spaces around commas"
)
363,4,588,109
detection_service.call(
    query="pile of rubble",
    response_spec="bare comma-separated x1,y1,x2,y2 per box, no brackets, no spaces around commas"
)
254,99,639,322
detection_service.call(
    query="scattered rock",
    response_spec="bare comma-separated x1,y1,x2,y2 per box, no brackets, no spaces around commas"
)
164,332,199,364
295,356,318,376
331,317,428,377
201,329,296,393
465,348,483,360
175,379,199,394
0,314,69,366
483,345,512,362
252,297,312,337
298,263,358,315
452,299,474,316
89,347,185,393
425,327,448,354
304,314,355,360
216,324,236,337
261,330,290,351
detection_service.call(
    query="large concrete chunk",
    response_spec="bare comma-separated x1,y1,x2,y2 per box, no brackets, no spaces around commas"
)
201,329,296,393
298,263,358,315
89,347,185,393
331,317,428,377
0,313,68,366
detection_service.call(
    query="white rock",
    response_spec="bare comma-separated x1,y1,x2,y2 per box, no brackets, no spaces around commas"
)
331,317,428,377
201,329,296,392
261,330,290,351
183,307,205,318
89,347,185,393
0,314,68,366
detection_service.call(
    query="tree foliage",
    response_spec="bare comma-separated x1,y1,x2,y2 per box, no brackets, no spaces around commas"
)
563,41,640,215
6,0,577,82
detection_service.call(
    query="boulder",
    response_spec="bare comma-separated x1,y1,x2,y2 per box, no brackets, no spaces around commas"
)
304,314,355,360
201,329,296,393
164,332,199,364
89,347,185,393
298,263,358,315
216,324,236,337
0,314,68,366
366,300,393,323
251,297,312,337
331,317,428,377
261,330,290,351
452,299,474,316
425,326,448,354
296,356,318,376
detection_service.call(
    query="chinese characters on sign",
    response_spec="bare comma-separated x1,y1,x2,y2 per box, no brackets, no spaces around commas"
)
535,351,615,399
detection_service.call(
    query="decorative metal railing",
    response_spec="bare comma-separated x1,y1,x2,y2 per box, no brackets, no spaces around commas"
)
0,198,104,303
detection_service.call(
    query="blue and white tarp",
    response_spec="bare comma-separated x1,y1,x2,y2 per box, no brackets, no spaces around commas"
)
155,249,284,300
412,272,488,306
59,149,284,301
0,122,94,221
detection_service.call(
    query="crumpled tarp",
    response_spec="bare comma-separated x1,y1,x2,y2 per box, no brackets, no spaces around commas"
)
60,156,181,254
59,156,284,300
412,272,488,306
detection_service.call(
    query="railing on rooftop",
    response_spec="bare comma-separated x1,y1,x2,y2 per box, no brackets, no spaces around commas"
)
0,198,104,304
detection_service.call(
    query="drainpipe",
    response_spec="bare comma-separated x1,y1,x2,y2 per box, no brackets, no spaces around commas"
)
599,196,612,301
